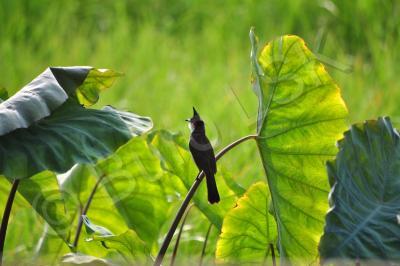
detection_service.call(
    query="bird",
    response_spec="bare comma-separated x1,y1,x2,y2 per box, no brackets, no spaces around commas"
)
186,107,220,204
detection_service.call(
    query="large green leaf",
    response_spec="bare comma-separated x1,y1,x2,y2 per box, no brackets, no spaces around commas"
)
0,100,152,179
60,163,134,255
0,67,120,136
83,216,150,265
250,30,348,263
0,178,48,265
319,117,400,262
216,181,277,265
0,177,71,265
0,66,151,179
95,136,176,246
5,171,71,242
91,230,150,265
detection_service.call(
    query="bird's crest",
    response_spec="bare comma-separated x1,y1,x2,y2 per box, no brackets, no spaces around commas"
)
193,107,199,118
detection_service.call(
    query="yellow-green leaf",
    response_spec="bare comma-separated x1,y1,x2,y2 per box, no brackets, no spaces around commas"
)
76,69,122,107
216,181,277,265
251,30,348,264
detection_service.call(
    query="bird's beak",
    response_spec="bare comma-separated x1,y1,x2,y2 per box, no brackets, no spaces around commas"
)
185,119,190,122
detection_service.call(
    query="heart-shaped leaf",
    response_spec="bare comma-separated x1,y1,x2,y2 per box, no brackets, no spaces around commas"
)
251,30,348,263
4,171,72,242
0,99,152,179
82,216,150,264
216,181,278,264
319,117,400,263
0,67,120,136
95,136,175,245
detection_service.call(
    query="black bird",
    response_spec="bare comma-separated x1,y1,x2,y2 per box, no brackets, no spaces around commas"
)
186,107,220,204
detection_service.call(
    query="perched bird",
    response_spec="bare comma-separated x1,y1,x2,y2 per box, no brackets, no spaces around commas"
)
186,107,220,204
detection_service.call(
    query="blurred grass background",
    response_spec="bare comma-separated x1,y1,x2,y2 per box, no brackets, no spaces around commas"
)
0,0,399,264
0,0,399,186
1,0,399,189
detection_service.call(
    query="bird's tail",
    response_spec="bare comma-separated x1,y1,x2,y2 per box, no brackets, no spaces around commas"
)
205,173,220,204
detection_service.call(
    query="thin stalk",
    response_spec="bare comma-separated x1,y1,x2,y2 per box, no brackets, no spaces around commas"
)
72,174,105,250
154,134,257,266
199,223,212,266
0,179,20,266
270,243,276,266
170,203,194,266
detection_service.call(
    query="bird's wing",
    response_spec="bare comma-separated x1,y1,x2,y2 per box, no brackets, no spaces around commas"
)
209,144,217,174
189,135,217,174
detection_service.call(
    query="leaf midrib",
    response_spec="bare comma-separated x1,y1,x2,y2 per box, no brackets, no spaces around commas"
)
258,37,299,135
336,205,382,253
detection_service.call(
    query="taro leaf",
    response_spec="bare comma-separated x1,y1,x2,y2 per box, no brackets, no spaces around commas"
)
60,164,98,216
95,136,176,246
3,171,72,242
147,130,243,230
33,225,72,265
75,68,122,107
91,230,150,264
0,178,47,264
0,99,152,179
0,67,120,136
216,181,278,265
0,178,71,265
83,216,150,264
250,30,348,263
319,117,400,262
61,253,110,266
60,163,133,257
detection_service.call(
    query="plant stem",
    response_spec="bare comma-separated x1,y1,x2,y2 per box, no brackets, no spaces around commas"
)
0,179,20,266
270,243,276,266
72,174,105,250
199,223,212,266
170,203,194,266
154,134,257,266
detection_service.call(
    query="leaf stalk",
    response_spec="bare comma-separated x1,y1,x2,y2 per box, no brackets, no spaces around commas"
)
72,174,105,250
199,223,213,266
0,179,20,266
170,203,194,266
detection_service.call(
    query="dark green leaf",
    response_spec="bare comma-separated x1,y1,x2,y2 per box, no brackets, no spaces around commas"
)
0,67,119,136
319,117,400,262
0,100,152,179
